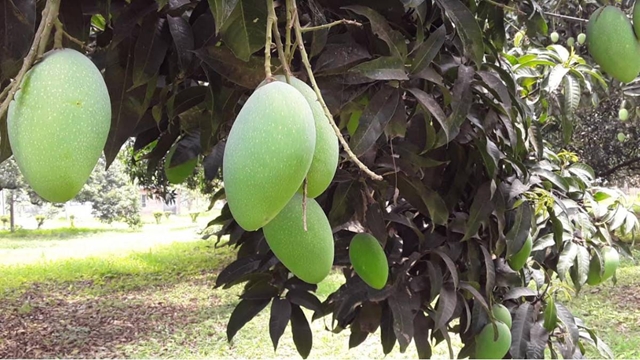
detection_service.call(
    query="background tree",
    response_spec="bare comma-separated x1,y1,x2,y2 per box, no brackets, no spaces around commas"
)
0,0,638,359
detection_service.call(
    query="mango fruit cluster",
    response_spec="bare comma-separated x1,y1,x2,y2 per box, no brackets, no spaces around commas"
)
7,49,111,203
222,76,339,284
587,4,640,83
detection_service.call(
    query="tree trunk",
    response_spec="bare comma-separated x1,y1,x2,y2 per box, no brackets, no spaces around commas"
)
9,190,15,233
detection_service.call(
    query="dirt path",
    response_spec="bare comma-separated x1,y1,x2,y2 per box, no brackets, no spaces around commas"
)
0,225,204,266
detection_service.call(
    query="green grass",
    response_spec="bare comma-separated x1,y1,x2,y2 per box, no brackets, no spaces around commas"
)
0,227,134,249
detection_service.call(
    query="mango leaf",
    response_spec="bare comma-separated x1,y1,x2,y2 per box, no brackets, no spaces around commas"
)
0,113,10,163
413,311,432,359
194,46,265,89
440,65,474,144
557,242,578,281
269,297,291,351
505,202,532,258
396,174,448,225
112,0,158,46
434,0,484,66
207,0,238,34
411,25,445,74
227,298,271,341
132,13,169,88
314,41,371,73
388,289,420,352
342,5,407,58
574,245,590,287
434,283,456,330
167,15,195,73
556,303,579,346
349,56,409,81
407,88,447,134
203,140,226,180
219,0,267,62
380,303,397,355
350,86,401,156
510,302,533,359
290,304,313,359
0,0,35,82
286,290,322,313
463,181,494,241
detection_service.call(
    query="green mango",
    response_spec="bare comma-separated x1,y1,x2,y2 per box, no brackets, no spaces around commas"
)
587,6,640,83
634,0,640,39
508,235,532,271
223,81,316,231
8,49,111,203
164,143,198,184
349,233,389,289
262,193,334,284
475,321,512,359
266,75,339,198
587,246,620,285
492,304,512,329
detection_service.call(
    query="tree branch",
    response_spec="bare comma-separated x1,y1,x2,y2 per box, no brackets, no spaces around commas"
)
264,0,276,79
289,0,382,181
0,0,62,126
597,156,640,178
300,19,362,33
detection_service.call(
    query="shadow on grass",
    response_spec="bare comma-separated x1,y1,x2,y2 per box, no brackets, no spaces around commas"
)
0,240,236,358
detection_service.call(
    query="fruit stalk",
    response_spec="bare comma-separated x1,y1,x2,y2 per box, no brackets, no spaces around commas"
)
267,0,291,82
264,0,275,79
0,0,62,125
289,0,383,181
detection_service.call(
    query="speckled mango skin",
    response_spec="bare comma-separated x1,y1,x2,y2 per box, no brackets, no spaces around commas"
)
587,6,640,83
164,143,198,184
223,81,316,231
262,193,334,284
349,233,388,289
269,75,339,198
8,49,111,203
475,321,511,359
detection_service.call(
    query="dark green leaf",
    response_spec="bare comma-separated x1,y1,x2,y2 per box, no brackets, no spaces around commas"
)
440,65,474,144
286,290,322,313
574,245,590,287
203,140,226,181
557,242,577,281
555,303,579,347
219,0,267,62
506,202,532,258
413,311,432,359
349,324,369,348
227,298,270,341
132,13,169,88
349,56,409,81
510,302,533,359
195,46,265,89
528,322,550,359
434,0,484,65
167,86,208,119
112,0,158,46
290,304,313,359
459,282,490,315
463,181,494,241
388,290,419,352
396,174,448,225
314,41,371,73
269,297,291,351
0,0,35,82
407,88,447,133
380,302,396,355
534,169,570,192
342,6,407,58
0,113,10,163
167,15,195,73
432,249,459,288
58,0,91,52
479,244,495,297
411,25,445,74
502,287,537,300
241,281,278,300
434,283,456,330
350,86,401,156
207,0,238,34
215,256,261,287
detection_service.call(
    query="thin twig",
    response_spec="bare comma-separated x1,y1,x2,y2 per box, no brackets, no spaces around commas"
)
54,18,64,49
0,0,61,125
55,19,89,50
268,3,291,82
284,0,293,64
484,0,588,23
37,0,61,57
289,0,383,181
264,0,276,79
302,178,308,232
300,19,362,33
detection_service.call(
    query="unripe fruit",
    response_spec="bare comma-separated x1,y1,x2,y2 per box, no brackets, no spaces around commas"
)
619,108,629,121
508,235,532,271
269,75,339,198
475,321,511,359
618,132,626,142
587,246,620,285
550,31,559,43
349,233,389,289
7,49,111,203
587,6,640,83
164,143,197,184
634,0,640,39
577,33,586,44
492,304,512,329
223,81,316,231
566,37,575,47
262,193,334,284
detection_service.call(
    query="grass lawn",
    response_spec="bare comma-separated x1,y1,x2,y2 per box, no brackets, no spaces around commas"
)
0,236,637,358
